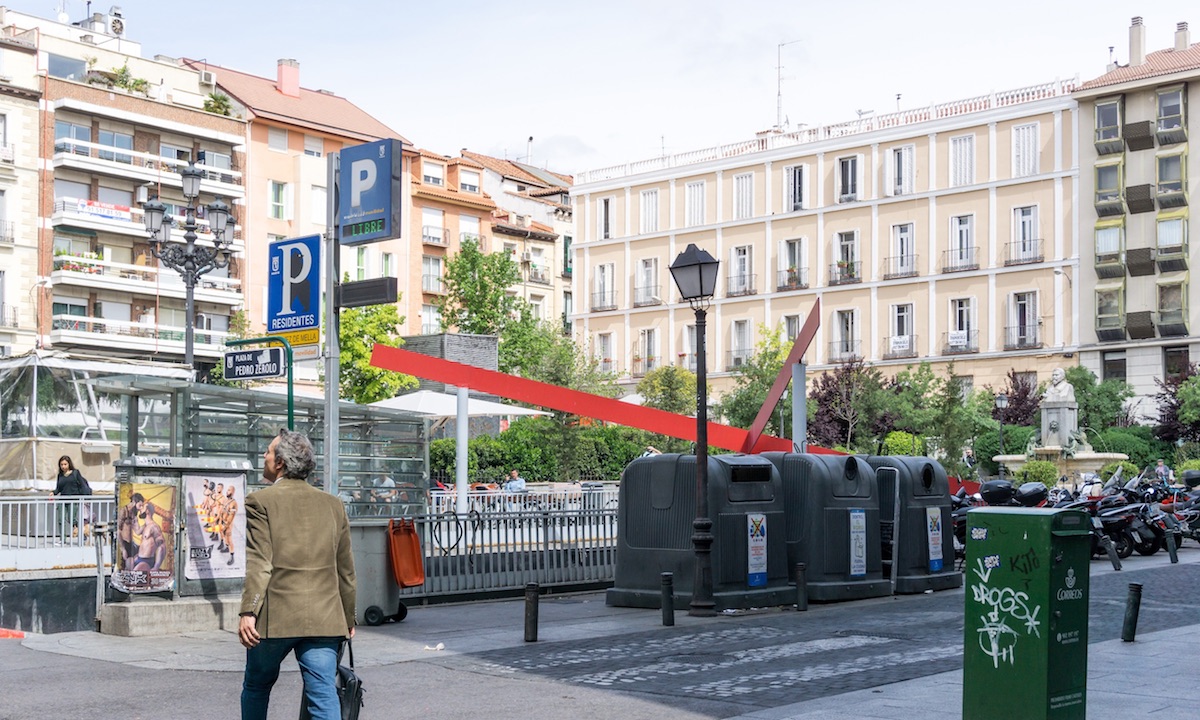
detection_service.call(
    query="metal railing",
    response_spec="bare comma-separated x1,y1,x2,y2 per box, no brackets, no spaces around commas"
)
52,313,230,348
50,252,242,293
1005,239,1043,265
942,329,980,354
883,255,918,279
427,485,620,515
0,302,17,329
776,267,809,290
727,274,757,297
1,497,116,550
941,247,979,273
591,290,617,311
421,273,444,294
528,264,551,285
678,352,697,372
883,334,918,359
0,220,13,244
830,261,861,285
829,339,862,362
1004,324,1042,350
422,226,449,245
50,139,244,188
630,356,660,378
633,284,662,306
726,349,751,371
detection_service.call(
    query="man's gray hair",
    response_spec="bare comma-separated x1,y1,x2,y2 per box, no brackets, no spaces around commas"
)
275,428,316,480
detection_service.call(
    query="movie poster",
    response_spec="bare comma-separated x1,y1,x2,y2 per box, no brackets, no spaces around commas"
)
112,481,177,594
183,473,247,580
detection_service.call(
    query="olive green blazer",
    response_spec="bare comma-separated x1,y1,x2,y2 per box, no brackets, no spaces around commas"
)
240,478,356,638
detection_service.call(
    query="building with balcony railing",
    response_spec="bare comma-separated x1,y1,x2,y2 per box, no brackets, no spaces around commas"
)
1076,17,1200,419
573,70,1082,401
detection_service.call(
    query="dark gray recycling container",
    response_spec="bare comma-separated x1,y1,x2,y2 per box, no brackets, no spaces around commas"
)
863,455,961,594
761,452,892,602
606,453,794,610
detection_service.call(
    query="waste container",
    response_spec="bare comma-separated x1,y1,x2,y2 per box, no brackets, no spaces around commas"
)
350,519,405,625
963,508,1090,720
606,453,793,610
864,455,961,594
762,453,892,602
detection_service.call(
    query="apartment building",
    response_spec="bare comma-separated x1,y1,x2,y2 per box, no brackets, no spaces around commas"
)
572,80,1080,399
0,20,40,358
2,8,249,368
460,150,573,330
408,150,497,335
1076,17,1200,418
182,57,408,361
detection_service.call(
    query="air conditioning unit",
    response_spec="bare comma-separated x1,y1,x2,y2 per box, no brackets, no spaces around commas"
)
199,70,217,86
520,252,532,263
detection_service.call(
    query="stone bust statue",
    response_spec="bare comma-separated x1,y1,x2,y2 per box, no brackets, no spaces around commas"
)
1043,367,1076,403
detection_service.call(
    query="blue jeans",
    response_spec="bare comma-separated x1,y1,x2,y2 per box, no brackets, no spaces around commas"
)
241,636,341,720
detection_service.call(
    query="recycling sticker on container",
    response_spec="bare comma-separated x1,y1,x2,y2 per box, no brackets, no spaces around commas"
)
849,508,867,577
747,513,767,587
927,507,944,572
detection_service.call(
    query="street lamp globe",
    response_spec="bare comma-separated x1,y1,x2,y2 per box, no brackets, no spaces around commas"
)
180,162,204,201
142,196,166,236
669,244,719,303
207,197,231,236
995,393,1009,412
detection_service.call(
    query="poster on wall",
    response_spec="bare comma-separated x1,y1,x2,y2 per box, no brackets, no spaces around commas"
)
183,473,247,580
112,480,177,594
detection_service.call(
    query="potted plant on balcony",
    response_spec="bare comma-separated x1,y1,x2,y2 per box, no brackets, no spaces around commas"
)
787,265,799,285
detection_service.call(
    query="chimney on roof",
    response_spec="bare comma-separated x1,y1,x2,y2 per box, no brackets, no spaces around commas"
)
276,58,300,98
1177,22,1191,52
1130,16,1146,66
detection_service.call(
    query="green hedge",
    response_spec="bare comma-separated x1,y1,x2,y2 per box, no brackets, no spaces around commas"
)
1094,429,1153,470
1099,460,1139,481
974,425,1037,476
882,430,924,456
1016,460,1058,488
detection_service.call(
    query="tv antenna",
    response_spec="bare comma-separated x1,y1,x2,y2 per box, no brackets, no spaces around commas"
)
775,40,801,132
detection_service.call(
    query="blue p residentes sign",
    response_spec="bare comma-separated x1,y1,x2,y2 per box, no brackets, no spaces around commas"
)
267,234,321,347
338,139,404,246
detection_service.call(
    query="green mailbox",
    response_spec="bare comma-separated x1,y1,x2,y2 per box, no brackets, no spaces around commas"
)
963,508,1090,720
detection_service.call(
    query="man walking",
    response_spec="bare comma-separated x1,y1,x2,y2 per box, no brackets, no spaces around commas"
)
239,429,356,720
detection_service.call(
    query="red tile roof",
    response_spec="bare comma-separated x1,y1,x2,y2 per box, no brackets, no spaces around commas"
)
1079,42,1200,90
183,59,407,143
460,150,572,189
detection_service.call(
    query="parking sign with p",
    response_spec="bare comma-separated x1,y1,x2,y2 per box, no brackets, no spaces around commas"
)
338,138,404,246
267,235,321,351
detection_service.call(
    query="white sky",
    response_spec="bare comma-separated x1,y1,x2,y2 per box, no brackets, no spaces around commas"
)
13,1,1200,176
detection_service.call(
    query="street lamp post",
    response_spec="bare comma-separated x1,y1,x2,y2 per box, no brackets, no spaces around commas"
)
669,243,720,617
995,393,1009,482
141,163,233,371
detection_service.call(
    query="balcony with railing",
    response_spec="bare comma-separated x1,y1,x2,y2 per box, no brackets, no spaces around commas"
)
51,314,229,358
883,255,918,280
459,231,482,245
677,352,697,372
50,139,244,197
1005,239,1043,266
0,221,12,245
422,226,449,246
727,274,757,297
51,253,242,304
633,284,663,307
51,196,244,247
883,334,917,360
1004,324,1043,350
561,260,573,279
421,274,444,294
630,355,661,378
591,290,617,312
829,261,861,286
597,358,616,374
829,339,862,362
528,264,551,285
941,329,980,354
726,349,751,371
776,267,809,291
941,247,979,273
0,302,17,329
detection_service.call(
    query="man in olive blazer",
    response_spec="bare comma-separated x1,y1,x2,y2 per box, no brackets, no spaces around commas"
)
239,429,355,720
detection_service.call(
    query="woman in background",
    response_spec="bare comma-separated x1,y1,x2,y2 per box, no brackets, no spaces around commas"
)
50,456,92,543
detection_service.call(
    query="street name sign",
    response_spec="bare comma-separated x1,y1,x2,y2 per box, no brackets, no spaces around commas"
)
223,347,286,380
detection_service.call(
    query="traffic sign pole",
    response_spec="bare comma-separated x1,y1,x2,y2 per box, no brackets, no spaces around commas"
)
226,335,294,430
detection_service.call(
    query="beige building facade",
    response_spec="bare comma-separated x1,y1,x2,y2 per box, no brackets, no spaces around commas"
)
572,80,1081,401
1076,17,1200,419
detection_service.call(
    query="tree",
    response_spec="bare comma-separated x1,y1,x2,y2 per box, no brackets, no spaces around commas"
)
337,303,417,404
207,310,252,386
807,358,891,451
203,92,233,116
990,369,1040,426
925,364,990,478
716,326,790,434
1155,363,1200,444
1064,366,1133,434
435,239,524,338
637,365,698,417
889,362,939,435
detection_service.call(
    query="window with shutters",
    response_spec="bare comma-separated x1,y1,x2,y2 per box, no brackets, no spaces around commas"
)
891,145,915,195
729,245,753,295
837,156,858,202
784,164,804,211
733,173,753,219
783,314,801,340
269,181,288,219
1096,223,1123,258
685,181,705,227
1008,291,1039,348
952,298,973,334
950,135,975,187
1157,217,1185,251
423,160,444,186
1012,123,1038,177
460,169,480,193
730,319,751,368
834,309,857,358
597,333,614,370
891,223,915,276
893,303,913,337
304,135,323,157
640,189,659,234
421,256,443,293
1012,206,1039,262
420,304,440,335
598,197,613,238
268,127,288,152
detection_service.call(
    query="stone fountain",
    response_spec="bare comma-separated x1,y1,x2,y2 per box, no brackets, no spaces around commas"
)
992,368,1127,483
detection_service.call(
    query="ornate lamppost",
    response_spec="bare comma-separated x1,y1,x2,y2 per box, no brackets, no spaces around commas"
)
669,243,720,617
141,163,232,370
995,392,1009,482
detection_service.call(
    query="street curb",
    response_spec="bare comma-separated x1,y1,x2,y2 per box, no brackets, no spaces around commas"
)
0,628,26,639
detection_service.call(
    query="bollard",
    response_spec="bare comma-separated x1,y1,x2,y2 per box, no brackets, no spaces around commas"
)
660,573,675,626
92,522,108,631
1098,532,1122,571
1165,529,1179,564
524,582,539,642
1121,582,1143,642
793,563,808,612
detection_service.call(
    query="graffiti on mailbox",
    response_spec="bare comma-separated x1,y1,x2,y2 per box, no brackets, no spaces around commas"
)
971,554,1043,668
